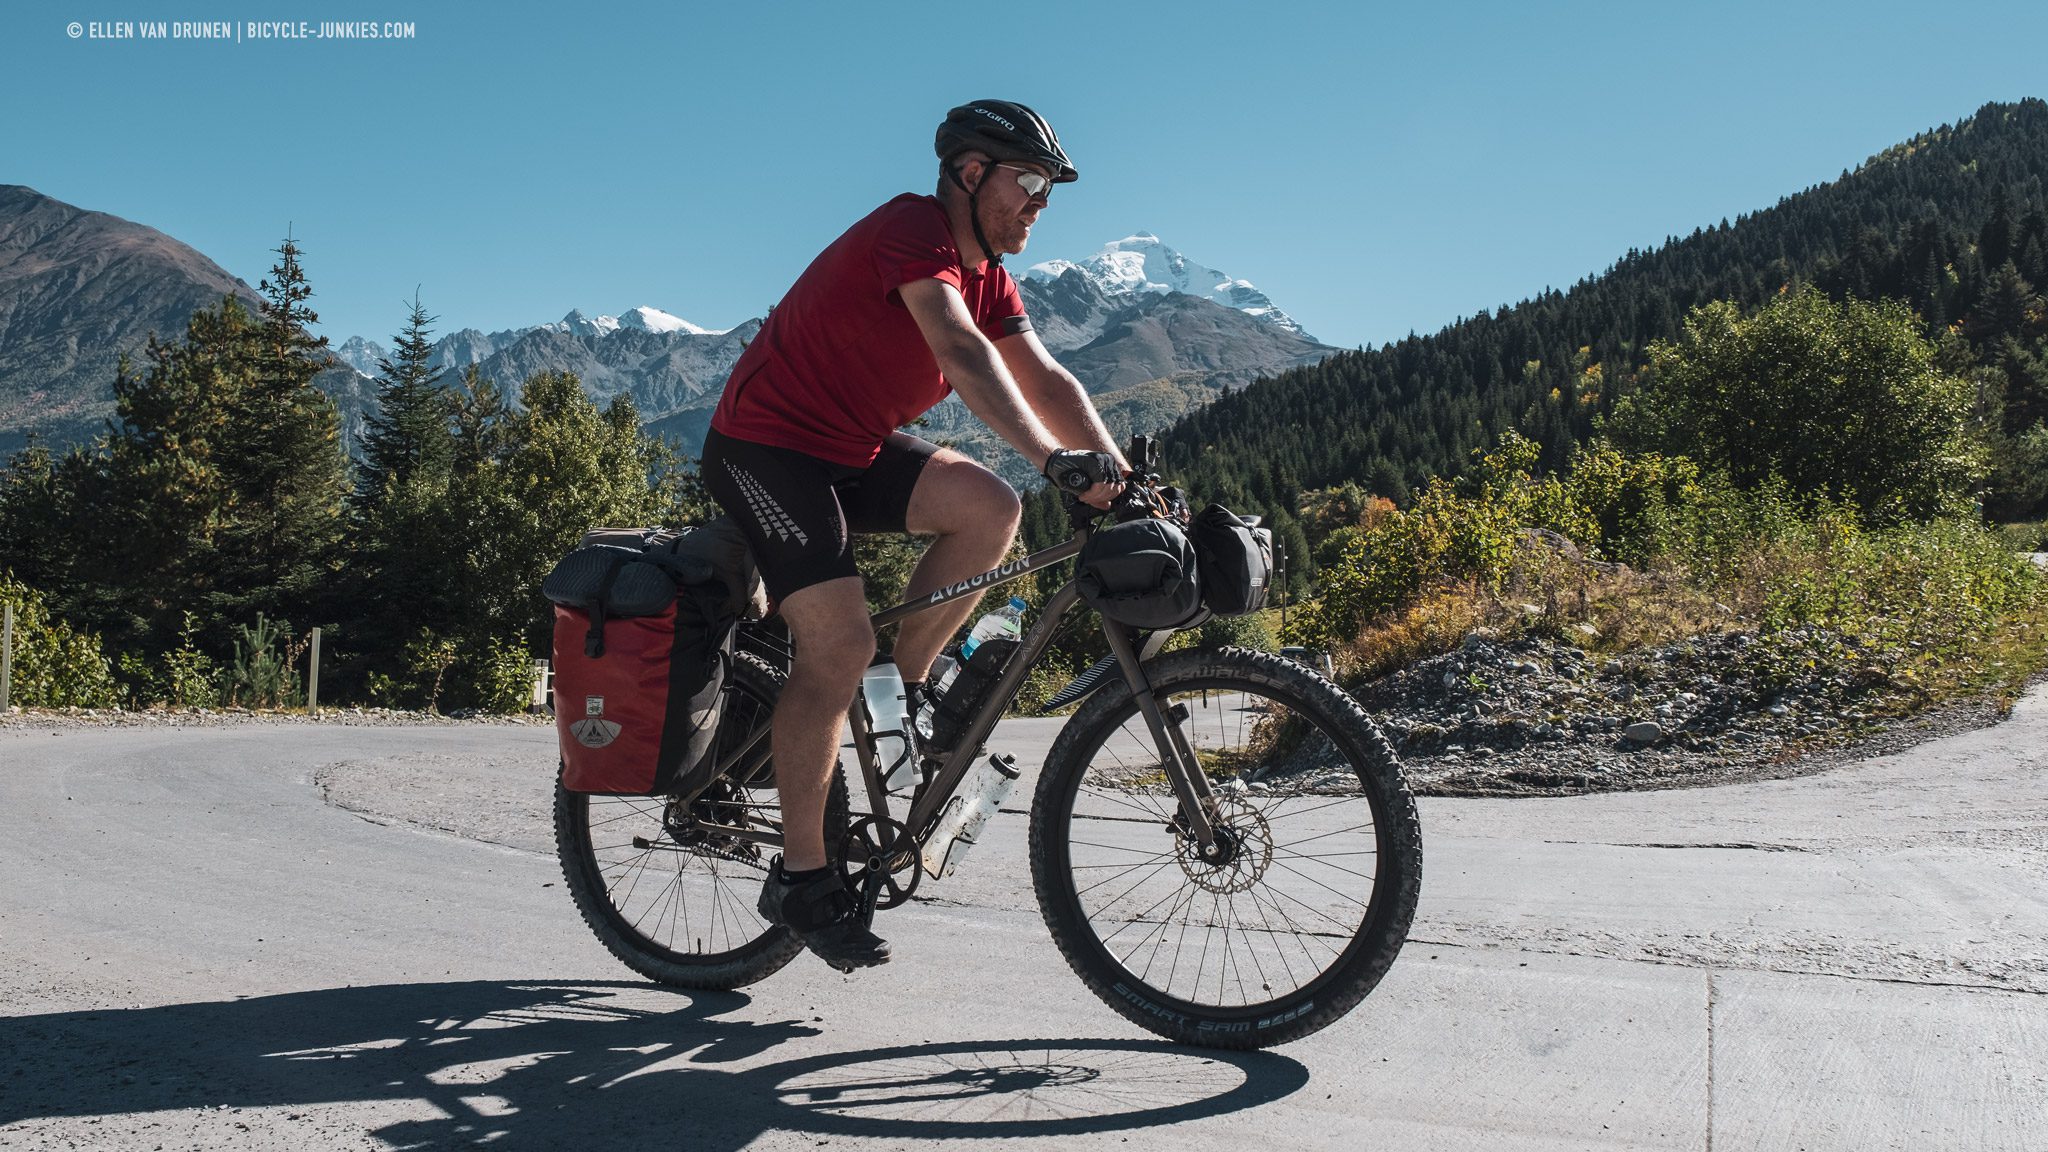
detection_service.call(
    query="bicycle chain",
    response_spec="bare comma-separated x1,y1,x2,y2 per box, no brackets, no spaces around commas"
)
674,836,772,872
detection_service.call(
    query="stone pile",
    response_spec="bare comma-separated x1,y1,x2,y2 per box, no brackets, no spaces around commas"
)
1330,626,1908,795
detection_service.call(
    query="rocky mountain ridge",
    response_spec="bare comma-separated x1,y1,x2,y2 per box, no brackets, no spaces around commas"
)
0,185,1334,466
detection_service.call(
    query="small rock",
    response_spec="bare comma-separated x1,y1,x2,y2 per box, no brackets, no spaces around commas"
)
1624,721,1665,744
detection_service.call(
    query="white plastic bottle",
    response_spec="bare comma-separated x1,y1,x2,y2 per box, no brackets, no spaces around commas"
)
920,753,1021,878
860,660,918,791
960,596,1028,661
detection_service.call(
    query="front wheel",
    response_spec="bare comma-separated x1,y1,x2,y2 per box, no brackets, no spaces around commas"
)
1029,647,1422,1048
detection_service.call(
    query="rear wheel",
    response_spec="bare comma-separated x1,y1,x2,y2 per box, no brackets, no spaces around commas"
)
1029,647,1422,1048
554,652,848,988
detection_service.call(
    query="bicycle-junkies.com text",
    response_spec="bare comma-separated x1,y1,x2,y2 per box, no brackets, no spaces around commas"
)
70,20,418,41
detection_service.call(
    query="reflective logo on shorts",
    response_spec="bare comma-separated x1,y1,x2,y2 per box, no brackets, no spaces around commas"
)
726,462,810,546
570,718,622,748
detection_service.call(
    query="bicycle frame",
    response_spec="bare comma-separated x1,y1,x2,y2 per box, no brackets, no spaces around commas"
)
699,527,1222,858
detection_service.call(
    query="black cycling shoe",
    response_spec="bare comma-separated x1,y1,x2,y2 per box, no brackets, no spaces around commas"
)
758,855,892,972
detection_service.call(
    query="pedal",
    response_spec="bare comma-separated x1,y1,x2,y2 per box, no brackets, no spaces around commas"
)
856,852,886,926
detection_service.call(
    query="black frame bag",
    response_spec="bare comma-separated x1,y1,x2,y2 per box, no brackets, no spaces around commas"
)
1075,517,1206,630
1191,503,1275,616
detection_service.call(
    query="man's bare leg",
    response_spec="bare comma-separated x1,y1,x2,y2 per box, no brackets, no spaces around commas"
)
890,450,1023,681
772,575,874,872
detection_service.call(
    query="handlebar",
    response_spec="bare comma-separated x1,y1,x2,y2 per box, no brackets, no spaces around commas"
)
1058,435,1188,532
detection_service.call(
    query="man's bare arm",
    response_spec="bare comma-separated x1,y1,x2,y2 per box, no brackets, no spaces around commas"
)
899,277,1062,468
997,330,1129,470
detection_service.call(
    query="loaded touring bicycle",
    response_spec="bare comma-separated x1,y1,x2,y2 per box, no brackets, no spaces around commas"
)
548,436,1422,1049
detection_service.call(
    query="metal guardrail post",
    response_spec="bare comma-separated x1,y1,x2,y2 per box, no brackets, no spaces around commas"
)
307,627,321,714
1,602,13,711
531,660,553,713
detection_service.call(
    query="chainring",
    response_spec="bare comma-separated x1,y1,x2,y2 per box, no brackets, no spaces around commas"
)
838,814,922,910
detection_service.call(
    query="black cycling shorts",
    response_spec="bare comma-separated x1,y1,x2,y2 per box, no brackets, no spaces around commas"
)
701,426,939,602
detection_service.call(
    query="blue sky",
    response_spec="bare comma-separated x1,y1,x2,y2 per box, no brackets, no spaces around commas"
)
3,1,2045,351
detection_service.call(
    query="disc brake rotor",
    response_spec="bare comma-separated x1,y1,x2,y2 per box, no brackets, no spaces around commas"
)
1174,796,1274,894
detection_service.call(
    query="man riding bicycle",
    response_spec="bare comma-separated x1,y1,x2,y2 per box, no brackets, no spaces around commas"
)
700,101,1127,971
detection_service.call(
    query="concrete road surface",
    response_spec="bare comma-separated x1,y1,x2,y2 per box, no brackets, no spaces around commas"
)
1,689,2043,1150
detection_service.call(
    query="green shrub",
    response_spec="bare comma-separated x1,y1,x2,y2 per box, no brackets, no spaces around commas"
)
1287,432,1599,650
1610,288,1987,522
0,574,119,708
405,632,460,713
1196,612,1276,652
1290,418,2047,706
469,637,539,714
115,612,220,708
221,614,305,708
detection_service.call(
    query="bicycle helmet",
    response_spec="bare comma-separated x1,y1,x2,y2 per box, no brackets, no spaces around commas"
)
935,100,1076,266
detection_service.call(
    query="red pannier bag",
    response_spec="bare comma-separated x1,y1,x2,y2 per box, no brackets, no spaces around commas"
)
543,519,756,798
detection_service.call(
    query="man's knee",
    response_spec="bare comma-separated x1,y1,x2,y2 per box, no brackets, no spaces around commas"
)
912,453,1022,542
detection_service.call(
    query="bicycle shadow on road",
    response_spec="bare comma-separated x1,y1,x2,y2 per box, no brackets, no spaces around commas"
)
1,980,1309,1147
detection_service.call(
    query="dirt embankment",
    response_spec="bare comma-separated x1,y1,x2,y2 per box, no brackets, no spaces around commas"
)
1345,628,2014,796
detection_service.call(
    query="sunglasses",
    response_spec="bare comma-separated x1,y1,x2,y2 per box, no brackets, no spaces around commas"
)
996,163,1054,199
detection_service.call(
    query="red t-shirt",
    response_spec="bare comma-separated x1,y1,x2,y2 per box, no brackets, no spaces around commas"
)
710,194,1030,467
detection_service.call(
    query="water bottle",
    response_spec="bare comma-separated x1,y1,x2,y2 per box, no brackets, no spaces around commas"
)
860,659,918,791
961,596,1028,661
920,753,1021,878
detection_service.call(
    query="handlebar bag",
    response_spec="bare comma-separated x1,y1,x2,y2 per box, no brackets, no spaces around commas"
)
1191,503,1275,616
1076,516,1206,631
545,519,753,797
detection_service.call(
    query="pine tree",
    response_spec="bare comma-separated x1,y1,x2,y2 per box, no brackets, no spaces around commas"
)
342,294,461,694
89,302,265,650
356,291,452,501
1970,262,2040,346
1981,189,2016,270
214,231,349,628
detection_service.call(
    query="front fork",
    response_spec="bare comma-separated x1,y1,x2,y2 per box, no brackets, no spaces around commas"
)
1102,622,1219,849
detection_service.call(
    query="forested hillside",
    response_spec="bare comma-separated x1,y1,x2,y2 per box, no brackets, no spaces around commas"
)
1150,99,2048,523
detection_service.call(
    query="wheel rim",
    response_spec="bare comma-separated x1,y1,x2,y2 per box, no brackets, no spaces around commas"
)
1050,678,1388,1013
573,783,785,964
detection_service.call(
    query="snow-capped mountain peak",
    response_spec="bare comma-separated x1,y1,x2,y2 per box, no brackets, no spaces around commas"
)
1026,234,1309,339
617,305,727,336
549,309,621,338
540,306,729,338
